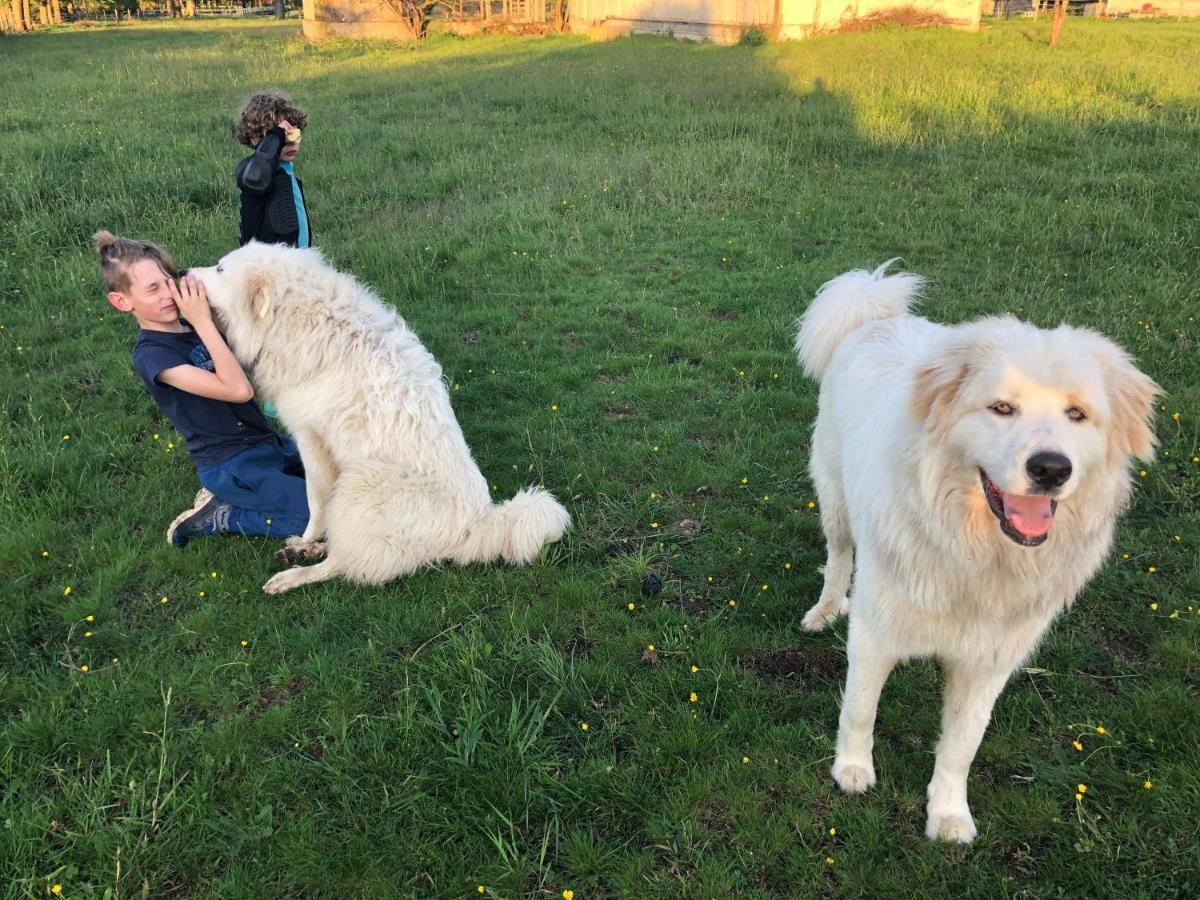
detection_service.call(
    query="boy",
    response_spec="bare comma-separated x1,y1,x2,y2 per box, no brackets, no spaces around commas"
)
234,91,311,248
95,231,309,547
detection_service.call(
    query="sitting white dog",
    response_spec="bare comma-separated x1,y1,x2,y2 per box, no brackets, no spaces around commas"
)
794,262,1158,842
190,242,570,594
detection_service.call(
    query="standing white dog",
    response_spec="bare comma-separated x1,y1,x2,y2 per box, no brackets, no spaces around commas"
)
794,262,1158,842
190,243,570,594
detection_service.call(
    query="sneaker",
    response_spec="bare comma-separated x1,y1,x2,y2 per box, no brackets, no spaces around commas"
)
166,489,214,547
167,495,234,548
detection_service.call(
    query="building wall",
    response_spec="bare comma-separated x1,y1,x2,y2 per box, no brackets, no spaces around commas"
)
570,0,981,41
1105,0,1200,13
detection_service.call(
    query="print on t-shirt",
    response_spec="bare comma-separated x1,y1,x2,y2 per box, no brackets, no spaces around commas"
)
190,342,215,373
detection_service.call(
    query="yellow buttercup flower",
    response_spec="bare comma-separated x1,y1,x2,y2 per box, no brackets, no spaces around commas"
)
85,615,93,623
742,756,749,764
761,584,768,591
825,857,835,865
563,891,574,900
240,640,249,647
691,665,698,673
740,477,748,484
1072,740,1083,751
63,586,71,596
689,692,698,703
1150,603,1158,611
550,404,557,412
647,644,655,651
80,665,89,672
52,886,63,896
1144,780,1152,789
651,522,659,529
829,827,837,836
728,599,736,607
1096,726,1106,735
161,596,169,604
41,550,49,557
807,501,816,509
627,602,636,611
84,631,92,638
580,722,588,731
1078,783,1087,793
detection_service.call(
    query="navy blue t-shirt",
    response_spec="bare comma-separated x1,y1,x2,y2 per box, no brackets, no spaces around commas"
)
132,327,277,468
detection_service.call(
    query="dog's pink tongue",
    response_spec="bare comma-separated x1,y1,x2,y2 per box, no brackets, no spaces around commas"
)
1003,493,1054,538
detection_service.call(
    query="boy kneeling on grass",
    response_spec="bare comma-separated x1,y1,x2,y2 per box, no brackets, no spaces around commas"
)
96,231,309,547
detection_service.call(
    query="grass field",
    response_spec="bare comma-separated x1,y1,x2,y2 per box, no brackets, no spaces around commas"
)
1,16,1198,898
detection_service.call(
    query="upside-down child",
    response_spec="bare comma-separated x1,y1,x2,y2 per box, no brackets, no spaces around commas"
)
95,231,308,547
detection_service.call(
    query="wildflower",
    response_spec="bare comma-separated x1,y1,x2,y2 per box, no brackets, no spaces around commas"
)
198,591,205,598
563,892,574,900
478,888,485,895
772,373,779,379
550,404,557,412
691,665,698,673
1150,603,1158,611
1078,783,1087,794
1139,470,1147,477
706,576,713,583
627,602,636,611
647,644,655,651
742,756,749,764
1169,610,1179,619
740,476,748,484
62,434,70,441
651,522,659,529
1075,792,1083,801
1072,740,1083,751
1144,780,1152,789
85,615,93,622
829,827,837,836
807,501,816,509
728,599,736,607
153,433,160,440
266,519,271,526
84,631,92,638
652,446,659,452
240,640,249,647
650,492,657,500
453,384,460,391
167,442,174,449
689,692,698,703
762,495,769,501
1122,553,1130,560
52,887,62,896
63,586,71,596
580,722,588,731
1096,726,1105,735
80,665,89,672
1171,412,1180,421
784,562,791,570
41,550,49,557
161,596,169,604
211,571,217,578
737,368,744,375
761,584,768,591
826,857,835,865
1147,566,1157,573
1173,534,1181,542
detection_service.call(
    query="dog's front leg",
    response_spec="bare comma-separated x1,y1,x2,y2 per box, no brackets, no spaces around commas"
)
294,431,338,546
924,660,1012,843
832,619,897,794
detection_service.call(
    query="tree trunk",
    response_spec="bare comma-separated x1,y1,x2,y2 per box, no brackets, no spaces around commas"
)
50,0,59,22
37,0,47,24
1049,0,1067,46
274,0,283,16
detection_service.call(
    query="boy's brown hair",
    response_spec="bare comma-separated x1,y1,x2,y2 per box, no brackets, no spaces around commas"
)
234,91,309,148
94,231,178,293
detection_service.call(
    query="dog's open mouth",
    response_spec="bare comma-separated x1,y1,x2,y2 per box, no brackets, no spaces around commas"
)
980,469,1056,547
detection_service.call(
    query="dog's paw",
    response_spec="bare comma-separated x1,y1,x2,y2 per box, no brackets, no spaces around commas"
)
274,541,327,564
802,597,846,632
925,811,977,844
263,568,305,595
832,760,875,794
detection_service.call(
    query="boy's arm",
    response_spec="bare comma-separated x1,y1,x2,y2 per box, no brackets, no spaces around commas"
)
157,276,255,404
236,126,285,195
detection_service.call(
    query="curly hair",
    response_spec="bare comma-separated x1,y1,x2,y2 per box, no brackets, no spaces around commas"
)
234,91,309,148
94,231,178,294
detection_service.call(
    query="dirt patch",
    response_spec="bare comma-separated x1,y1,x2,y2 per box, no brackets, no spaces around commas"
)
603,536,646,558
251,676,304,713
832,7,950,34
745,646,844,685
563,633,595,660
674,595,715,617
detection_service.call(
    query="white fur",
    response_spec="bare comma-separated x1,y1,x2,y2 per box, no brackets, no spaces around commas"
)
190,243,570,594
795,264,1159,843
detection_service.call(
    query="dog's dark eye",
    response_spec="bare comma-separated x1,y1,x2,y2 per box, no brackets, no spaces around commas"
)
989,401,1016,416
1066,406,1087,422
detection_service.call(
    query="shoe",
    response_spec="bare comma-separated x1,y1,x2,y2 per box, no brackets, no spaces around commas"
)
167,495,233,548
166,488,214,547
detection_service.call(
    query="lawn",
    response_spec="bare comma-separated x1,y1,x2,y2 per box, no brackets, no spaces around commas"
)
1,16,1198,898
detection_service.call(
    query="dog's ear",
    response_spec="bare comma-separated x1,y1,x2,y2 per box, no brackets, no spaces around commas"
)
249,277,273,322
1097,343,1159,463
912,341,973,430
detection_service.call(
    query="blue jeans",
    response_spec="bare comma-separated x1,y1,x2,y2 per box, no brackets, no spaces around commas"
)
197,438,309,538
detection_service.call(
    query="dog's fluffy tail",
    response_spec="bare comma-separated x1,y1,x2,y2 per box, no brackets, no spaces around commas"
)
456,487,571,566
794,260,924,381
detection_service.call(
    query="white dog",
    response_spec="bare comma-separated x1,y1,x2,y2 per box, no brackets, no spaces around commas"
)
794,263,1158,843
190,242,570,594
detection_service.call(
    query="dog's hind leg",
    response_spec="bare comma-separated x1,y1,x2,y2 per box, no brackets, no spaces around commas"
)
263,557,342,595
802,436,853,632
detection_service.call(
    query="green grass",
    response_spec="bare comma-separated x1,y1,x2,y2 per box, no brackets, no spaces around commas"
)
2,17,1199,898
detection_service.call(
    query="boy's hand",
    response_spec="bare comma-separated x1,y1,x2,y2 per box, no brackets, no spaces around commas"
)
170,275,213,327
278,117,302,145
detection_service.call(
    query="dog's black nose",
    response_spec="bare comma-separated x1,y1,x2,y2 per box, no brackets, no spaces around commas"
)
1027,452,1072,490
